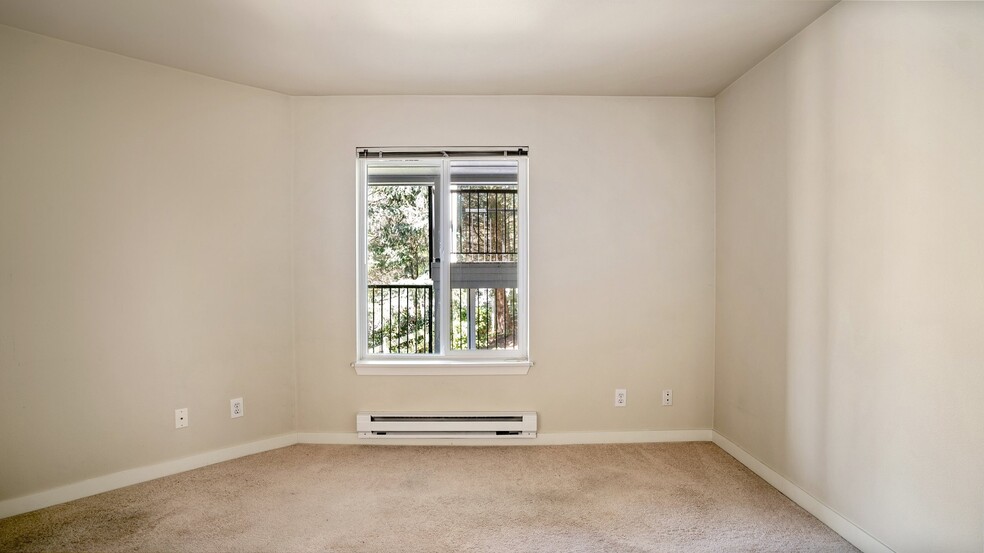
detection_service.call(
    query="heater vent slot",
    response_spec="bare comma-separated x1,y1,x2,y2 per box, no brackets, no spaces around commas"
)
357,411,537,439
371,415,524,423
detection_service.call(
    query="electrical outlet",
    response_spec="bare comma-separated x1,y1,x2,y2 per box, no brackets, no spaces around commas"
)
231,397,244,418
175,408,188,429
615,388,627,407
662,389,673,406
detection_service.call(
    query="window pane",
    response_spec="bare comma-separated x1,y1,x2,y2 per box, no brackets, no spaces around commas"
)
449,161,519,351
359,155,526,361
366,164,437,354
451,288,519,351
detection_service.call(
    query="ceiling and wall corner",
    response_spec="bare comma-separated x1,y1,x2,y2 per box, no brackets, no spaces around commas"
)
0,0,837,97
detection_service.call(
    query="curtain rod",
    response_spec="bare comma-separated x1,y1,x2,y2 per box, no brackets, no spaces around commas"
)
358,147,528,158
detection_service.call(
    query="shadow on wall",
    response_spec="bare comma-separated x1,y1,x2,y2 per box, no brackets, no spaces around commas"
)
782,9,835,510
729,3,984,551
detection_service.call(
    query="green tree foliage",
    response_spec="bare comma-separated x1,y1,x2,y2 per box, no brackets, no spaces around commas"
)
367,185,430,284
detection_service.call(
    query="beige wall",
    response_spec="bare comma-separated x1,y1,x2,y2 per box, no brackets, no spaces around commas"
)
292,96,716,433
715,2,984,551
0,26,295,500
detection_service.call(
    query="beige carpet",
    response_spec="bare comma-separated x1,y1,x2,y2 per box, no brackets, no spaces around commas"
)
0,442,857,552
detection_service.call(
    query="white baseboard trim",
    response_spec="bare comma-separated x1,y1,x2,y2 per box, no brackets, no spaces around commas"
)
297,432,361,444
712,431,894,553
536,429,712,444
297,429,713,446
0,433,297,519
1,429,711,518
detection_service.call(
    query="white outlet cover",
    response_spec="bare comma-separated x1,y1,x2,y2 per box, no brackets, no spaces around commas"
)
615,388,627,407
175,408,188,429
231,397,244,418
662,389,673,406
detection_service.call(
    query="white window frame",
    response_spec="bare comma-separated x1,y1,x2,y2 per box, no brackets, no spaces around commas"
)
354,150,530,376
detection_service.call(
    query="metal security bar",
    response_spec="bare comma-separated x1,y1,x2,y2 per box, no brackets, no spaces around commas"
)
367,285,434,354
452,189,517,262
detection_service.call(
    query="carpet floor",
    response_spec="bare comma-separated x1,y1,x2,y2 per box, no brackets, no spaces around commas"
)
0,442,857,552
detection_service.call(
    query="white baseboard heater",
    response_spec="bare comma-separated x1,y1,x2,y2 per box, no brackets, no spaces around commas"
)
357,411,537,439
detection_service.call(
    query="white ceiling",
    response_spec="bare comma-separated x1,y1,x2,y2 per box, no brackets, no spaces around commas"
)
0,0,837,97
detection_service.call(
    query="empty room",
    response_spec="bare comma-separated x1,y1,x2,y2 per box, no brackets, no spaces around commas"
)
1,1,981,551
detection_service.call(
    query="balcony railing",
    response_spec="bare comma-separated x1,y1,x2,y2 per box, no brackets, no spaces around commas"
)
451,287,518,351
367,284,433,354
367,284,518,353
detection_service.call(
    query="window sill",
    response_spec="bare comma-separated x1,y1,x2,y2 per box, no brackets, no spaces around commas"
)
352,359,532,376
